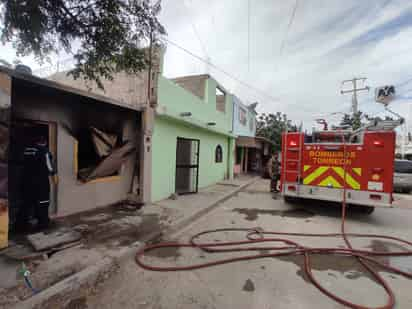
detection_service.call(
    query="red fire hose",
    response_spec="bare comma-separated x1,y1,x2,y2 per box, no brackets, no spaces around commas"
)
136,224,412,309
136,138,412,308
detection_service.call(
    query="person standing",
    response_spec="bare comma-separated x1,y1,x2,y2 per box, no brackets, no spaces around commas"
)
17,134,57,232
270,154,280,192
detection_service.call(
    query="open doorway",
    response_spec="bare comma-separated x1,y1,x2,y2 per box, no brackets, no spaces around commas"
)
175,138,199,194
9,120,57,233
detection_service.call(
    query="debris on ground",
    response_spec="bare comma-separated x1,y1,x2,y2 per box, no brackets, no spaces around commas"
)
27,228,82,252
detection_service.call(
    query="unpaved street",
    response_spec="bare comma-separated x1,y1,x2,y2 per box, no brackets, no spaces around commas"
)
85,179,412,309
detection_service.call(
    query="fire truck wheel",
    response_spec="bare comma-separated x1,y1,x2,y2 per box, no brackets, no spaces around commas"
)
360,206,375,214
349,205,375,215
283,196,299,204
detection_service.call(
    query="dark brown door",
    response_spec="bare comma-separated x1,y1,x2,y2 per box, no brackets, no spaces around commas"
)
175,138,199,194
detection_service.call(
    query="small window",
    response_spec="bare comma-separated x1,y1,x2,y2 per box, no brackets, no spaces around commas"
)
239,108,247,126
249,117,255,131
216,87,226,113
215,145,223,163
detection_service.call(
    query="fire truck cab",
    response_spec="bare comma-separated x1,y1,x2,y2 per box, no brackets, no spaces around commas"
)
281,129,396,211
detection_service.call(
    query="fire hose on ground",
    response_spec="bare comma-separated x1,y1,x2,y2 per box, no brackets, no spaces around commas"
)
135,139,412,309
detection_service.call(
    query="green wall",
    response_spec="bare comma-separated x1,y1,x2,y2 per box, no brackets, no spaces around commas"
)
157,77,233,133
152,75,235,202
151,117,234,201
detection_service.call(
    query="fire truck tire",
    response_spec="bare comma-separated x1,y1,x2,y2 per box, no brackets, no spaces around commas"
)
349,204,375,214
283,196,299,204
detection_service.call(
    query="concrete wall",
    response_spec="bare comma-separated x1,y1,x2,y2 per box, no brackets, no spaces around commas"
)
151,117,233,201
151,75,235,201
157,76,233,133
233,96,256,138
12,78,140,216
172,75,208,100
49,48,163,110
0,72,10,248
50,70,151,110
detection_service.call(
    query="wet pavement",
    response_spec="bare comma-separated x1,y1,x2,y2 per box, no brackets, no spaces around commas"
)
85,179,412,309
1,176,257,308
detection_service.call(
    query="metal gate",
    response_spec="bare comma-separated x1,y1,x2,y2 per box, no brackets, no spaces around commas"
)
175,137,200,194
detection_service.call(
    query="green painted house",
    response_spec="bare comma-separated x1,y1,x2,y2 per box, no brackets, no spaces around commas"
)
49,49,235,204
152,74,235,201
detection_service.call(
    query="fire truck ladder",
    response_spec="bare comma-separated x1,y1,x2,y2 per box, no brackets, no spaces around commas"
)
281,131,303,196
296,134,303,195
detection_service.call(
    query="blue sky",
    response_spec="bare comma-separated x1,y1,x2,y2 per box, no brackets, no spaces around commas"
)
2,0,412,129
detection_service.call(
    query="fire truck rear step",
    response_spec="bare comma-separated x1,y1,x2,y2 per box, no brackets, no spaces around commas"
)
283,183,392,207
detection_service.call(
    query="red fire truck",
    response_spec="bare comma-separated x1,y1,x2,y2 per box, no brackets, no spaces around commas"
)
280,127,397,213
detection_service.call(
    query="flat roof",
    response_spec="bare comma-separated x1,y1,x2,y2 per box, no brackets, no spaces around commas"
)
0,66,143,112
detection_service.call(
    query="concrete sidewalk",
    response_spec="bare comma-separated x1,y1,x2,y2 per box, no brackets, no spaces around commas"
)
3,175,258,309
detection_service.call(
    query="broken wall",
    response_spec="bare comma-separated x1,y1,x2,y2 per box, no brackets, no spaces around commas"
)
172,75,208,100
11,78,141,217
49,48,163,110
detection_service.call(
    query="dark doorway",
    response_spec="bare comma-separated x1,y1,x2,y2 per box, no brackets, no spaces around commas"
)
9,120,57,232
175,138,199,194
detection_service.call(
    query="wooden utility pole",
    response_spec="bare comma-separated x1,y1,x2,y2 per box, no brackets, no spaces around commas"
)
340,78,369,115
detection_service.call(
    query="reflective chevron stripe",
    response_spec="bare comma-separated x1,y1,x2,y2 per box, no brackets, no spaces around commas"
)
331,167,360,190
303,166,328,185
302,166,362,190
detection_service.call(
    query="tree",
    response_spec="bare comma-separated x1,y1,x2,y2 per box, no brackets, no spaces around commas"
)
256,112,297,150
339,111,364,130
0,0,166,88
0,59,11,67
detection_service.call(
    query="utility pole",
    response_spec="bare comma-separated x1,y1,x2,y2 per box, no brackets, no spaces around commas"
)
340,77,370,115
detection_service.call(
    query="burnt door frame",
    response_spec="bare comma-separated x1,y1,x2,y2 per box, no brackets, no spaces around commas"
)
12,119,58,215
175,137,200,195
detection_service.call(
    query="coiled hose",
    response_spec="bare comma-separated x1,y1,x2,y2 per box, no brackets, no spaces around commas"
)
136,138,411,308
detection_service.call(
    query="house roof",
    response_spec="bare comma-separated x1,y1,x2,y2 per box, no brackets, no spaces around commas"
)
236,135,276,148
0,65,144,112
171,73,230,94
255,136,276,146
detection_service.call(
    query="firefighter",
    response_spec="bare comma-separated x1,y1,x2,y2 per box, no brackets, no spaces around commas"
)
270,153,280,192
17,134,57,232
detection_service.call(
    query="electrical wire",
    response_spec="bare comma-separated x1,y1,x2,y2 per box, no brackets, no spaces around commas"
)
278,0,299,59
180,0,208,58
161,37,281,104
247,0,251,73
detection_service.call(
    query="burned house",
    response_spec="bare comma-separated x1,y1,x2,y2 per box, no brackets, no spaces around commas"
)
0,64,154,246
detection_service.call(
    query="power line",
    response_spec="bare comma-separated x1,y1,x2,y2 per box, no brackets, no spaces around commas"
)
278,0,299,59
340,77,370,115
181,0,208,57
247,0,251,73
161,37,281,104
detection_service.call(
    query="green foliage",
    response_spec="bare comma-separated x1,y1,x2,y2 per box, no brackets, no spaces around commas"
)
0,0,166,88
256,112,297,150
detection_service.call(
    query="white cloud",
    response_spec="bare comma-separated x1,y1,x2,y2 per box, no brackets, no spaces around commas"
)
2,0,412,129
158,0,412,129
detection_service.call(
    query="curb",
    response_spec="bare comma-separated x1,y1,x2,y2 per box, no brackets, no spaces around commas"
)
14,177,258,309
167,177,259,237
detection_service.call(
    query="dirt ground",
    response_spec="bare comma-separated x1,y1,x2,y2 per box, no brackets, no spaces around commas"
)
85,179,412,309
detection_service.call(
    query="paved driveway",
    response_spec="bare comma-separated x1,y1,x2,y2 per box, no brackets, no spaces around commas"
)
86,179,412,309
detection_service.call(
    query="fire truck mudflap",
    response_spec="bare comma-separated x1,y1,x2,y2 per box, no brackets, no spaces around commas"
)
281,131,395,208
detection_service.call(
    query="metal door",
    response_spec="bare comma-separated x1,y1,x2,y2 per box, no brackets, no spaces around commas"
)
175,138,200,194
